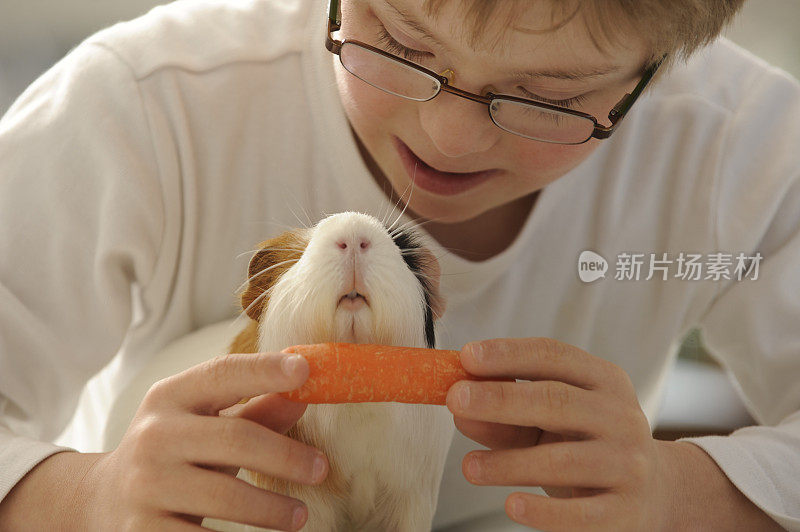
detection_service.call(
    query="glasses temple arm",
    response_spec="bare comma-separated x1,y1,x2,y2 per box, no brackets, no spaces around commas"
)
609,55,666,123
328,0,341,28
592,54,666,139
325,1,342,54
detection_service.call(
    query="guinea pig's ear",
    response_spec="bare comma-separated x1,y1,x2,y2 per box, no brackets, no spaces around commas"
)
240,230,308,321
417,247,447,321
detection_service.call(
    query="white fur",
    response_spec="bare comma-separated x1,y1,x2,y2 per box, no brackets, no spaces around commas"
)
214,212,454,532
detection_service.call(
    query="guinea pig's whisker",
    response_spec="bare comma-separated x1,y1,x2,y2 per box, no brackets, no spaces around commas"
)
398,249,436,259
378,187,394,229
288,202,317,230
244,258,300,283
389,215,448,238
381,172,413,227
250,215,307,233
383,176,414,229
396,213,447,229
381,186,398,228
395,235,479,261
296,201,315,229
388,163,417,233
235,248,304,260
278,181,316,229
411,270,456,284
395,256,466,279
431,245,478,257
433,310,455,343
256,248,305,254
235,258,300,294
226,314,253,337
414,270,463,278
239,285,277,321
398,247,446,261
236,249,261,260
401,247,447,257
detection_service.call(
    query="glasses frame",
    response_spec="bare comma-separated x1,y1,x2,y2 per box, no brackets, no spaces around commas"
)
325,0,665,144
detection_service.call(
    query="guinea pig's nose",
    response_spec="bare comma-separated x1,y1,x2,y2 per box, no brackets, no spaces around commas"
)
336,237,371,252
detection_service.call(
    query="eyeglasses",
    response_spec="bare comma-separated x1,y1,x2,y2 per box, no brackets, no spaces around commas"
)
325,0,664,145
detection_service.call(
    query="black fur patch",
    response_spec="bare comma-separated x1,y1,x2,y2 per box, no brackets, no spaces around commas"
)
389,227,437,349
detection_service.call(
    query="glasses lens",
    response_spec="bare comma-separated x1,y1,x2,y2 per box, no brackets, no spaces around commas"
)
490,98,596,144
340,42,441,101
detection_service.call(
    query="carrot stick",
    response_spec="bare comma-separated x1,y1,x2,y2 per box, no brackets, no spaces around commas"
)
278,343,491,405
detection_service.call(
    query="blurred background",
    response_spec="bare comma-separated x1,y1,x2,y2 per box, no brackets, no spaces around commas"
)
2,0,800,114
1,0,798,447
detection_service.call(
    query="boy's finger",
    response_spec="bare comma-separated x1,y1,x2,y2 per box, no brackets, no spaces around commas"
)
225,393,308,435
447,380,607,437
461,338,620,392
453,416,541,450
149,352,309,414
213,395,308,478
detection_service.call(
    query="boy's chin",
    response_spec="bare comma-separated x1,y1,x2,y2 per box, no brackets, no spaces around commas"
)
397,195,496,225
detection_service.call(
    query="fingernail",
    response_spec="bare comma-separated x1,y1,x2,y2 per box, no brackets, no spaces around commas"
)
457,383,470,410
466,455,482,481
508,496,524,519
312,454,327,483
281,355,301,376
469,344,484,364
292,506,307,530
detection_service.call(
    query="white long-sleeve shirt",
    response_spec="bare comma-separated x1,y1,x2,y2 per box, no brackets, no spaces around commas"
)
1,0,799,528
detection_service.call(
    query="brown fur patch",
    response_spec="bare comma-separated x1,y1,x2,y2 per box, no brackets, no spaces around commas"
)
228,318,259,354
240,229,309,321
415,246,446,322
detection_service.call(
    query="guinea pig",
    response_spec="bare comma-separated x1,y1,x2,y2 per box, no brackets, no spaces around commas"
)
218,211,455,532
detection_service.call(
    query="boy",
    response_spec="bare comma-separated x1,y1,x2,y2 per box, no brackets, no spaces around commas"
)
0,0,797,529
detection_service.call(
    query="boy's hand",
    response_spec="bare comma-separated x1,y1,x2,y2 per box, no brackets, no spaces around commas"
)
446,338,675,531
83,352,327,531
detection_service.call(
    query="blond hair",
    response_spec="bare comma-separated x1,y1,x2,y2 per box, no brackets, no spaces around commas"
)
422,0,746,69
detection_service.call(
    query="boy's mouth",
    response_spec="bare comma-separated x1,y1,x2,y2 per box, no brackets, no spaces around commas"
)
393,137,498,196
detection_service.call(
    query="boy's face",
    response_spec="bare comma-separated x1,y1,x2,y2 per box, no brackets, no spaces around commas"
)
333,0,650,224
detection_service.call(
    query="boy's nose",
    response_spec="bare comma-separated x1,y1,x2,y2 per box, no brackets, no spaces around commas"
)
418,90,499,158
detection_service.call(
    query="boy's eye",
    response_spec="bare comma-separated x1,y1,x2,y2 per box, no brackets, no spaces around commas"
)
515,86,588,109
371,19,587,111
376,24,433,64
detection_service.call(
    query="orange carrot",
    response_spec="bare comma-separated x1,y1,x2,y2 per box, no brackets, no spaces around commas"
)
279,343,490,405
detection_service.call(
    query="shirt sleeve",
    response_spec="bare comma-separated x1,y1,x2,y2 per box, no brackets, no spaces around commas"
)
679,61,800,530
0,41,164,502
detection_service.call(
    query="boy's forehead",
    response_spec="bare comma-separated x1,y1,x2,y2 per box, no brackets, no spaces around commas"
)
384,0,648,78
